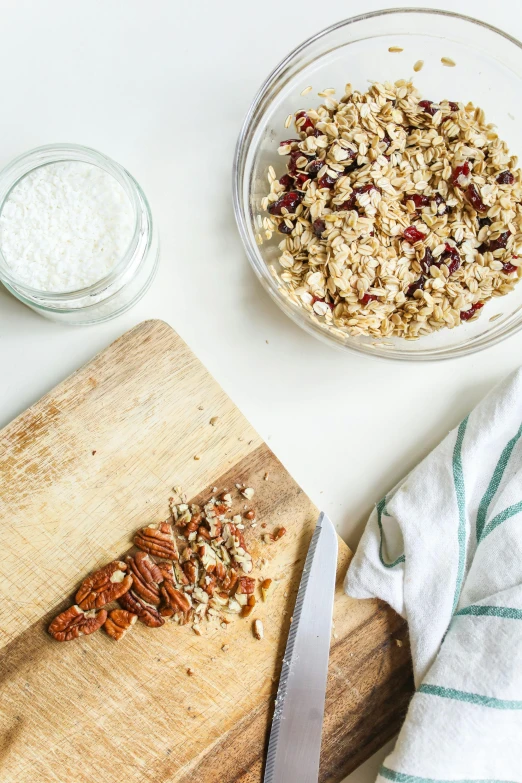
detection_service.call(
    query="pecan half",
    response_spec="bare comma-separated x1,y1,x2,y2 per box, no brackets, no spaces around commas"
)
134,521,179,560
126,552,163,605
76,561,133,610
104,609,137,641
119,590,164,628
48,605,107,641
161,582,192,615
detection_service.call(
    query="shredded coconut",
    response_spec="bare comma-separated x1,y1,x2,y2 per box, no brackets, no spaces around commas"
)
0,161,134,292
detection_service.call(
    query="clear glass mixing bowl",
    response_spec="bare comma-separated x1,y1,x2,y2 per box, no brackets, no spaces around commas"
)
233,9,522,360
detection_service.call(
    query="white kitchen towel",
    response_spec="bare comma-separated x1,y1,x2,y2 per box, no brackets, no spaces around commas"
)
345,367,522,783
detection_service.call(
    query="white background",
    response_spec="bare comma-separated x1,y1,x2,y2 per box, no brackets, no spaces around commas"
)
0,1,520,780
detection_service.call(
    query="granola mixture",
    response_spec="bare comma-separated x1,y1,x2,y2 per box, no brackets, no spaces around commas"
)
48,485,266,642
262,80,522,340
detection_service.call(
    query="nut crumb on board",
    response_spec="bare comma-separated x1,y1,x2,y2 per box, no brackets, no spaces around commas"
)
395,638,404,647
253,619,264,640
209,416,219,426
187,667,195,676
272,527,287,541
221,644,230,652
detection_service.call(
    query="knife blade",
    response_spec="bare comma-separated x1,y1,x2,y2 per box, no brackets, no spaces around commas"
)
263,512,338,783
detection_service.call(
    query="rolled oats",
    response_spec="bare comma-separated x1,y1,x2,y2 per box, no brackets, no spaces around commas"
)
263,80,522,338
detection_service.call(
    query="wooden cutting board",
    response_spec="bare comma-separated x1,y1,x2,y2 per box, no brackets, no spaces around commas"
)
0,320,413,783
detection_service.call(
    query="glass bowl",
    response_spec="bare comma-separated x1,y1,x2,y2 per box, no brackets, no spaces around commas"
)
0,144,159,325
233,9,522,360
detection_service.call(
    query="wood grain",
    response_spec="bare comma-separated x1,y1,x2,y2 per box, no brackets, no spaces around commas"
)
0,320,413,783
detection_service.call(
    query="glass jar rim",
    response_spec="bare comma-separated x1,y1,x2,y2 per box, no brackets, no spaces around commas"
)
0,143,142,298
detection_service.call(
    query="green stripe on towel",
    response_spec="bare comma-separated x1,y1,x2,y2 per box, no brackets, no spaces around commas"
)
419,684,522,710
376,497,405,569
456,605,522,620
452,417,468,612
476,422,522,542
480,500,522,542
380,766,517,783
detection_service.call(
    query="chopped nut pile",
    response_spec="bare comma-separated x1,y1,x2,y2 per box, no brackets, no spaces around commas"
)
48,486,269,642
262,80,522,339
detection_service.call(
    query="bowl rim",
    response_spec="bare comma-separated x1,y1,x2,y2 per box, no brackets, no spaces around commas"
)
233,7,522,362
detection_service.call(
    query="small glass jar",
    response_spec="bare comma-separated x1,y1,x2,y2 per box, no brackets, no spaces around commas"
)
0,143,159,325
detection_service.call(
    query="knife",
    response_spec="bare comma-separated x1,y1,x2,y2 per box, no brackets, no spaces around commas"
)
264,512,338,783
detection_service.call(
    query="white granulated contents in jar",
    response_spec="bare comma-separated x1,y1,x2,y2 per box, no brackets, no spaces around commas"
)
0,161,134,292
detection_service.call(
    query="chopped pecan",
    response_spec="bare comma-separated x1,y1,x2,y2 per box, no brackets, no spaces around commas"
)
260,578,274,602
161,582,192,616
272,527,287,541
134,521,179,560
201,573,217,597
221,568,238,592
157,561,175,582
76,561,132,610
198,526,211,541
208,518,223,538
214,557,227,581
126,552,163,606
241,596,256,618
183,559,199,584
119,589,164,628
237,577,256,595
104,609,137,640
48,605,107,641
173,561,189,586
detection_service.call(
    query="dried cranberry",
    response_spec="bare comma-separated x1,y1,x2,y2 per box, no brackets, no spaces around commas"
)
407,276,426,297
420,247,435,275
466,183,487,213
288,149,313,176
333,194,356,212
317,173,336,189
360,293,379,304
312,219,326,237
295,173,310,187
418,99,437,116
404,193,430,210
295,111,314,132
432,193,447,214
268,191,303,216
502,262,518,274
442,243,461,275
279,139,300,150
497,170,514,185
279,174,294,189
307,160,324,179
382,132,392,150
354,183,377,195
487,231,511,252
452,161,471,188
278,221,293,235
449,101,459,112
403,226,426,244
460,301,484,321
311,128,323,138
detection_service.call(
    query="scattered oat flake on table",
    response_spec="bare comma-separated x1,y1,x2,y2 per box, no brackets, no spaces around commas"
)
300,85,312,96
389,46,403,52
413,60,424,72
284,114,293,128
441,57,456,66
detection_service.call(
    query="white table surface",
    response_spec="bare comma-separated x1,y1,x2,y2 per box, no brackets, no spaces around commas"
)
1,1,521,779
